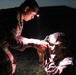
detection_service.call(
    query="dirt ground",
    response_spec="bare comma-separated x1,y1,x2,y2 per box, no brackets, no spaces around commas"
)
12,48,46,75
11,48,76,75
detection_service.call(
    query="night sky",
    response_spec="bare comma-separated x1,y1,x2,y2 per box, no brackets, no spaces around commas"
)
0,0,76,9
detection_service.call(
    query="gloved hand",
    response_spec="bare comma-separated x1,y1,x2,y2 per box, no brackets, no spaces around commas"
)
57,57,73,74
44,58,59,75
44,57,73,75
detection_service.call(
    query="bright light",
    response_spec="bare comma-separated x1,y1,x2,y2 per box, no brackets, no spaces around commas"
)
36,14,40,17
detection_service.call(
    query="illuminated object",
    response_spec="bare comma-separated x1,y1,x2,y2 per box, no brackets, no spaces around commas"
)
36,14,40,17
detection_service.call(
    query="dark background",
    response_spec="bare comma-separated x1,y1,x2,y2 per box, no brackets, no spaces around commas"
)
12,6,76,75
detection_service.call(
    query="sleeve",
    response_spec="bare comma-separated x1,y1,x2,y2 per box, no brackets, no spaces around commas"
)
44,57,73,75
6,29,26,51
5,26,31,51
57,57,73,74
44,58,59,75
6,28,47,51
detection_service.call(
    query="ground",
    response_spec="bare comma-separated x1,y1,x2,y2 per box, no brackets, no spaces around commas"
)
11,48,46,75
11,47,76,75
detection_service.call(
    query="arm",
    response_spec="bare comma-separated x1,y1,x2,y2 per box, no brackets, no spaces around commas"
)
44,57,73,75
57,57,73,74
6,31,48,51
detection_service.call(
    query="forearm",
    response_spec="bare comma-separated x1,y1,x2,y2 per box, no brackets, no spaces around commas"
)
18,37,48,50
7,37,38,51
44,58,65,75
44,57,73,75
6,29,48,51
6,28,47,51
7,35,47,51
57,57,73,74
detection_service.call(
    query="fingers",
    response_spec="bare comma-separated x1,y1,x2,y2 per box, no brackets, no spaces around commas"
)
46,67,58,74
45,64,59,75
44,58,59,75
59,57,73,66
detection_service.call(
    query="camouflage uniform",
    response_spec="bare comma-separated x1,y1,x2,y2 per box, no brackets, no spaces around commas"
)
0,7,27,75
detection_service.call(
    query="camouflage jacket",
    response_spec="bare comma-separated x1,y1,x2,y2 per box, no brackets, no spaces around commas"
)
0,7,25,51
